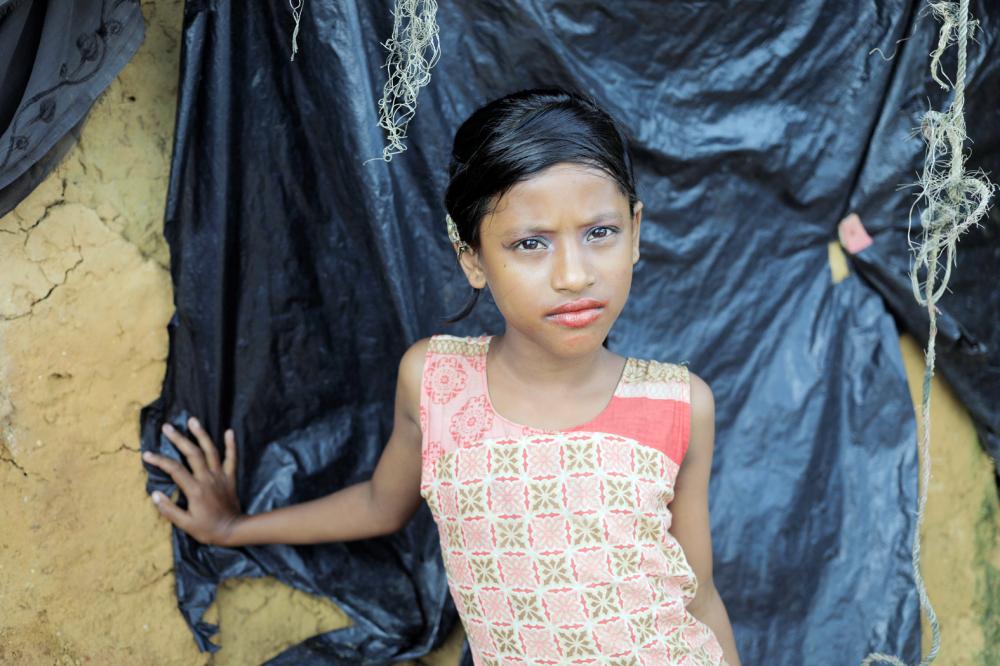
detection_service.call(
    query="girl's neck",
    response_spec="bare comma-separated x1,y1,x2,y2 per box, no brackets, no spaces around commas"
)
487,329,619,394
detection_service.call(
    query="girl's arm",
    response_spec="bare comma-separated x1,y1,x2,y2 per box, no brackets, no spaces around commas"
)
142,339,430,547
669,373,742,666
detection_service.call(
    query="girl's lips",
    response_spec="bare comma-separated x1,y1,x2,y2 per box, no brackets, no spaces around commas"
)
546,297,607,315
546,307,604,328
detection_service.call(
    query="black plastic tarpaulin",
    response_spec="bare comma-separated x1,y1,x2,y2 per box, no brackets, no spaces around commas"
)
0,0,145,217
140,1,1000,664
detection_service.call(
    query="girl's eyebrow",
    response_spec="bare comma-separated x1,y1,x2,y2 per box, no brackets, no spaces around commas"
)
505,211,624,237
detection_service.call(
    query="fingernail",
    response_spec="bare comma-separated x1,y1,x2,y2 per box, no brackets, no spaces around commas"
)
162,423,173,433
142,452,153,462
190,417,200,428
152,491,162,504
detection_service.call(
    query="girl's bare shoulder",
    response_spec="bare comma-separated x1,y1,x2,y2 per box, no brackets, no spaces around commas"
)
688,370,714,416
686,370,716,463
397,338,433,421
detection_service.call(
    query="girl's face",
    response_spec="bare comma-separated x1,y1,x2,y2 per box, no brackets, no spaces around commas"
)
459,162,643,357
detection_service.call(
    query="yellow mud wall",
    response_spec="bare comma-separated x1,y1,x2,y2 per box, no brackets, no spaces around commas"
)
0,3,996,663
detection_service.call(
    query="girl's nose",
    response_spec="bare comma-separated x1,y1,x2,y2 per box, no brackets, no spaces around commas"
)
551,242,594,293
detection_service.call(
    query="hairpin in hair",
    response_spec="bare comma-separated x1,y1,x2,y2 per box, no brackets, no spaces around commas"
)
446,214,470,255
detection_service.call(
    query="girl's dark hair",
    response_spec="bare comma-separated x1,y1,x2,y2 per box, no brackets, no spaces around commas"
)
443,87,638,323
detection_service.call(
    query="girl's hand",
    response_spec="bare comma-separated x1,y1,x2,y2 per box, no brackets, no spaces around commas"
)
142,417,243,547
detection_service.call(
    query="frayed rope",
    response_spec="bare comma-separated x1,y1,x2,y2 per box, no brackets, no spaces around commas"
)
364,0,441,165
861,1,995,664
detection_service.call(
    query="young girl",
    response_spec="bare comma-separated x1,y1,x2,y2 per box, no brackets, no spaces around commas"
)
142,88,742,666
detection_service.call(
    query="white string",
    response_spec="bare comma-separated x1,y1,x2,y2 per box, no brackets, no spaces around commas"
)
289,0,305,62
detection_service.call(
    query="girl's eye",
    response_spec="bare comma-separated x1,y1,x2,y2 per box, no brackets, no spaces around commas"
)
586,225,618,241
514,238,547,251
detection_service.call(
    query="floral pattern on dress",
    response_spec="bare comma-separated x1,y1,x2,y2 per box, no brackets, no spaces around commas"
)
450,394,495,449
426,355,469,404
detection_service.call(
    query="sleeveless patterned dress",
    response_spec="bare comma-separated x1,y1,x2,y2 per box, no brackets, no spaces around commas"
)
419,334,727,666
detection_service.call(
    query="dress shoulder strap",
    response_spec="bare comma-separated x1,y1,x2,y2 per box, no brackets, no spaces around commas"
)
587,356,692,469
427,334,489,365
419,334,491,485
617,357,691,403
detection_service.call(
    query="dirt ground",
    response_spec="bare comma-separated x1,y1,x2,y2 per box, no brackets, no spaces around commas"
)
1,2,997,664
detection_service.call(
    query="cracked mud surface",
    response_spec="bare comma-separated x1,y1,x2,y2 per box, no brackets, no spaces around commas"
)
0,2,995,664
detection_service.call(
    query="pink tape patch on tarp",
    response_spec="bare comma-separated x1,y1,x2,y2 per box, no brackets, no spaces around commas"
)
838,213,874,254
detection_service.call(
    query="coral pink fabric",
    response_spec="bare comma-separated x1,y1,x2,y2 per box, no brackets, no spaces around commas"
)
419,334,726,666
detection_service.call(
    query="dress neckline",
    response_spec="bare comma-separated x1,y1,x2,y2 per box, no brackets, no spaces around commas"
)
479,335,632,433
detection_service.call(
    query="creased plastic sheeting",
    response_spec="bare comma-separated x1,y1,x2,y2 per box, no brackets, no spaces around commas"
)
140,0,998,664
0,0,145,217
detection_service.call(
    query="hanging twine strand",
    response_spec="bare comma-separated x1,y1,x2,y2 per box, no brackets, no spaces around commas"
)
289,0,305,62
365,0,441,164
861,1,994,664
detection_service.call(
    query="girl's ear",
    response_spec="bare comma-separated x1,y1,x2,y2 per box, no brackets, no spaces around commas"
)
631,201,644,265
458,247,488,289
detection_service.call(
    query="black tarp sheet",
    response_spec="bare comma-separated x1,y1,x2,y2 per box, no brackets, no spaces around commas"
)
140,1,1000,664
0,0,145,217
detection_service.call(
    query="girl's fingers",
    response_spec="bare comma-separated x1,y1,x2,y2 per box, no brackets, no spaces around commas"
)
161,423,208,477
223,429,237,478
142,451,198,498
150,490,191,531
187,417,221,473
